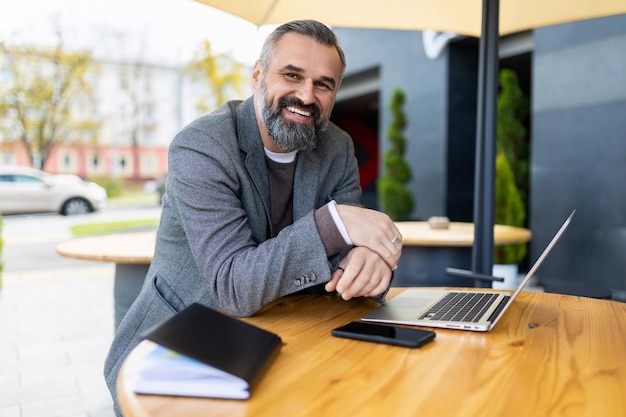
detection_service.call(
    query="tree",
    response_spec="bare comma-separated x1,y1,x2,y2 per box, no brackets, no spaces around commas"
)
497,69,529,203
494,151,526,264
494,69,529,265
0,33,97,169
185,40,249,114
378,88,415,220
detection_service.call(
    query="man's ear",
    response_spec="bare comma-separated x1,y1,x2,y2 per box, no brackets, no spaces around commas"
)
251,60,262,90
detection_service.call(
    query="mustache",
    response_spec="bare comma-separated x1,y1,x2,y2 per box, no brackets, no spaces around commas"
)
278,96,321,119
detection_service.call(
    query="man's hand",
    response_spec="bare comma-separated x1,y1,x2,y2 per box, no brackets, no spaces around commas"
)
336,204,402,270
325,247,392,300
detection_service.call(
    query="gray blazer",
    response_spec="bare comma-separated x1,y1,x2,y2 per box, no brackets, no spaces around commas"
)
104,97,362,412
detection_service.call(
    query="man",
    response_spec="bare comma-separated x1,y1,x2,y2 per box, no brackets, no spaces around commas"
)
104,20,402,414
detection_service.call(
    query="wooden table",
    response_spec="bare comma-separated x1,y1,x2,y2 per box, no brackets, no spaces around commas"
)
393,222,531,287
395,221,532,246
55,223,531,327
56,231,156,328
117,288,626,417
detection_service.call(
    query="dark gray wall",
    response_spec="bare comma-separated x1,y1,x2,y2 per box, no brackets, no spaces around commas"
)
531,14,626,296
335,28,449,220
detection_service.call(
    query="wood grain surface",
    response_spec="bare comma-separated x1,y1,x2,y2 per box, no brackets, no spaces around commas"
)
56,231,155,264
396,222,532,246
118,288,626,417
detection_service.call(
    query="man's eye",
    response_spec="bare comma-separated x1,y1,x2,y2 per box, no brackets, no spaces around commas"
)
315,82,332,90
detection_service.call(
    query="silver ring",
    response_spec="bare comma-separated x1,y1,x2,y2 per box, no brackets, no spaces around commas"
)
392,236,401,246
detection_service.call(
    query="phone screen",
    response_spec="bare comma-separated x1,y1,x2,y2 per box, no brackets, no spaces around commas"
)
331,321,435,348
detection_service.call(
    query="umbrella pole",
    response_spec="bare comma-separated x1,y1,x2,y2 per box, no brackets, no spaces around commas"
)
471,0,499,287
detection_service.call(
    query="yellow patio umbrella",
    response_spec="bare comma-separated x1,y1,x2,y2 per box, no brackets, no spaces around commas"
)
194,0,626,37
194,0,626,285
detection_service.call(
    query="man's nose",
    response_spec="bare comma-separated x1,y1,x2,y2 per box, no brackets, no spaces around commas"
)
296,80,315,105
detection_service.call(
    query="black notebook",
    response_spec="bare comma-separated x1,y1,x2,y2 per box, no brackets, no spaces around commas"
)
134,303,282,399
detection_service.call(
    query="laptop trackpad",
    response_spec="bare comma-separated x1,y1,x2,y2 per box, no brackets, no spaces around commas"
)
363,289,447,321
391,289,448,309
385,297,433,310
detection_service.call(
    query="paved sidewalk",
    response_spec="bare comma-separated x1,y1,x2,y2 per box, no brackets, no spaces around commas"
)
0,264,117,417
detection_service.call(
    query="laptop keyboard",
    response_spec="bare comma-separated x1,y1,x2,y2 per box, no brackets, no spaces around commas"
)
418,292,500,323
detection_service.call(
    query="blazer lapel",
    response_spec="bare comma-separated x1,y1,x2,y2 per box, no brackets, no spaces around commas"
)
235,99,271,239
293,150,321,220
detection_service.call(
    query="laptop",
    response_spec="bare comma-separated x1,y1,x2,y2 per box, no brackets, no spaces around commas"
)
362,210,576,332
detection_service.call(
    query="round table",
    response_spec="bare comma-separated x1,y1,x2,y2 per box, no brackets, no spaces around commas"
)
55,223,532,327
56,231,156,329
117,288,626,417
393,222,532,287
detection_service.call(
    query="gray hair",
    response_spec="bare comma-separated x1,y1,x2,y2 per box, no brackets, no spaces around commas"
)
259,20,346,78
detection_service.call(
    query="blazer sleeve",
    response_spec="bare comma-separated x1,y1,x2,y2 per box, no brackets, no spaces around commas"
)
161,118,360,317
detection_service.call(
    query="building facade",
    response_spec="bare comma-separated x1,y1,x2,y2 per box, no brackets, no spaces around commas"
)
333,14,626,297
0,53,248,183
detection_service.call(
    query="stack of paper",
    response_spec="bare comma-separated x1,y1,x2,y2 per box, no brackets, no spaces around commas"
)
135,344,251,399
133,303,282,399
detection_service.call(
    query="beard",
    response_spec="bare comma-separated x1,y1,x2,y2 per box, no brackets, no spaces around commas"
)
257,81,331,152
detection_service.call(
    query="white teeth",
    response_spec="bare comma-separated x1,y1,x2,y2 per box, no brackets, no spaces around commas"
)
286,106,311,117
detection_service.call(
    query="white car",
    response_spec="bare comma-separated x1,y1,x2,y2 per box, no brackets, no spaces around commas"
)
0,166,108,215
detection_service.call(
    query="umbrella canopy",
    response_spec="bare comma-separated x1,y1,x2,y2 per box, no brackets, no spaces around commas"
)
195,0,626,36
194,0,626,285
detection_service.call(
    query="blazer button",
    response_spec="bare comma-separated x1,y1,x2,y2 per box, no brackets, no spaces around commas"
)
294,278,302,286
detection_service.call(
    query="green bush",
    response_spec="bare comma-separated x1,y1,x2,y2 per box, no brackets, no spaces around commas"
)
497,69,530,205
378,88,415,220
494,68,529,264
89,176,126,198
494,152,527,264
383,152,412,183
379,176,415,219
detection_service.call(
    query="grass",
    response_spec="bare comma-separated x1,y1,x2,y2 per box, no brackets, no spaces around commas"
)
70,189,161,236
108,191,161,208
70,218,160,236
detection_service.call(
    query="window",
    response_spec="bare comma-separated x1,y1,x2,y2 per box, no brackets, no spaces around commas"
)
14,174,43,183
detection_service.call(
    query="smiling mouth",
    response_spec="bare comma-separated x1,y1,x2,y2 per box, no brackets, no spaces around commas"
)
286,105,312,117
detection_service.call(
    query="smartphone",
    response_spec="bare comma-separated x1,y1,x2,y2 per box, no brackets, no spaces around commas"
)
331,321,435,348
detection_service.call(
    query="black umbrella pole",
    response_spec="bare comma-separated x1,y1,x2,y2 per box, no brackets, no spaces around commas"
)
471,0,499,287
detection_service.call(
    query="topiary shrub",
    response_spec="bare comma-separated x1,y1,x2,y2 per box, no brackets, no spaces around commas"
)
494,152,526,264
494,68,528,264
378,88,415,220
89,176,125,199
497,69,529,204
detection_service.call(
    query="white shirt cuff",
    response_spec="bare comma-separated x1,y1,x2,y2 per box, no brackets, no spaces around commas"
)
328,200,352,245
